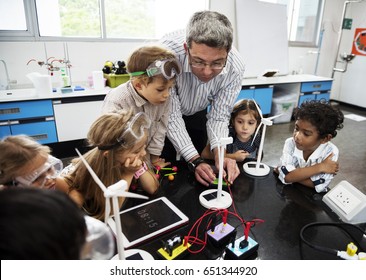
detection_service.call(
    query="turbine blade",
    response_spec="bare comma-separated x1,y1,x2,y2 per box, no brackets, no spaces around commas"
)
251,122,263,146
75,148,108,193
252,99,263,118
116,191,148,200
268,113,283,120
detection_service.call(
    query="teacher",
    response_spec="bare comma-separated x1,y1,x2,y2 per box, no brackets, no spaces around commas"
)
160,11,245,186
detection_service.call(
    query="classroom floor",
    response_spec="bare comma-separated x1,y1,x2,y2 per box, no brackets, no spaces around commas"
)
60,102,366,194
263,102,366,193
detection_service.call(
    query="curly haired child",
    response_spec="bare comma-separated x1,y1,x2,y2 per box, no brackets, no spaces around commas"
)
276,100,344,192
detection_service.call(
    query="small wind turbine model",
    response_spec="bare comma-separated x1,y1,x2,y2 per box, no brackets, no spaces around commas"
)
243,100,282,176
199,128,233,209
75,149,154,260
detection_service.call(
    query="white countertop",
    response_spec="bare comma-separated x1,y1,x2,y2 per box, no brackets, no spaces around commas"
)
0,87,110,102
1,74,332,103
242,74,332,87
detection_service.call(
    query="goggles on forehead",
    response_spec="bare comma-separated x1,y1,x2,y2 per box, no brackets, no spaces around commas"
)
15,155,63,189
129,59,182,80
98,112,151,151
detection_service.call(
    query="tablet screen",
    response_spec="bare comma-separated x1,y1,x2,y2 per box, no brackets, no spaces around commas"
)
108,197,188,248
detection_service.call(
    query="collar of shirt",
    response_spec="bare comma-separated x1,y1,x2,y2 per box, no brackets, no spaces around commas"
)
128,81,148,108
293,142,329,162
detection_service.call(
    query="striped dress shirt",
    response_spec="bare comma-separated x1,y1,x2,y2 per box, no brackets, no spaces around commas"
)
160,30,246,161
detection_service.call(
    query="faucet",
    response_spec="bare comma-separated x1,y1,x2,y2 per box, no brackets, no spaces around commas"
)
0,59,10,90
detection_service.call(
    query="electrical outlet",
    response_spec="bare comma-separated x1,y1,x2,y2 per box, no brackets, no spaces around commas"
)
323,180,366,224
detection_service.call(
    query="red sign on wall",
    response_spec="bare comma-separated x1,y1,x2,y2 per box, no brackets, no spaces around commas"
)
352,28,366,56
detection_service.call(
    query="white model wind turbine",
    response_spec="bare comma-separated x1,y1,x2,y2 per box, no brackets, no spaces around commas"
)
243,100,282,176
199,127,233,209
75,149,154,260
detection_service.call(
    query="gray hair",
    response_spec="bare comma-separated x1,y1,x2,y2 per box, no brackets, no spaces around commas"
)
186,11,233,52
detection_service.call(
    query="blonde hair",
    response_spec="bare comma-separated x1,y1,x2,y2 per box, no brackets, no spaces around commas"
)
64,109,147,220
127,45,180,85
0,135,50,185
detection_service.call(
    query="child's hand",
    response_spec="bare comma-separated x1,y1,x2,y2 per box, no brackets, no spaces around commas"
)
321,153,339,175
152,157,171,168
233,150,250,162
123,156,144,174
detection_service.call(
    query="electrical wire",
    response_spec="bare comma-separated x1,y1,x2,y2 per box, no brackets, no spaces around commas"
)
299,222,366,259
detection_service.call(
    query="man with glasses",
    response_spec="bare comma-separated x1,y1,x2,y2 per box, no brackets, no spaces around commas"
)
160,11,245,186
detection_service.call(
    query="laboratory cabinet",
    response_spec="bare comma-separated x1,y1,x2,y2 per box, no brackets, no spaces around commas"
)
0,88,108,145
0,100,58,144
298,80,331,106
53,95,104,142
241,75,333,112
237,85,274,114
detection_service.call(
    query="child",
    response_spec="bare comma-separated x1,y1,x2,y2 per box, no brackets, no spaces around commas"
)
276,100,344,193
0,188,87,260
61,109,159,221
0,135,66,191
201,99,262,162
101,45,181,168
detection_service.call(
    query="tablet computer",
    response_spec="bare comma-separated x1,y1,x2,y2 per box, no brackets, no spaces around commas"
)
107,197,189,249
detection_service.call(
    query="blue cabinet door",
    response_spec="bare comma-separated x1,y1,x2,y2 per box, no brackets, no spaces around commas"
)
237,89,255,101
300,81,332,93
0,125,11,139
0,100,54,121
315,92,330,102
10,121,58,144
298,94,316,106
253,88,273,115
237,87,273,115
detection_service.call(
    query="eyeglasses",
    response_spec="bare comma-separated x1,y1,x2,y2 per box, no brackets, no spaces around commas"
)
15,155,63,189
129,59,181,80
98,112,151,150
187,49,227,70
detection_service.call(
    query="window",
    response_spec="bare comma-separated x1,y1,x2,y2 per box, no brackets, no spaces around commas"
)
260,0,325,47
0,0,208,41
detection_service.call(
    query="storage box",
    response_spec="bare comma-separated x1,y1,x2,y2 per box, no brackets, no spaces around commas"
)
271,91,298,123
104,74,130,88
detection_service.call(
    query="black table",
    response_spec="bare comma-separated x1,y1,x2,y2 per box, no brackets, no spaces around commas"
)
123,161,366,260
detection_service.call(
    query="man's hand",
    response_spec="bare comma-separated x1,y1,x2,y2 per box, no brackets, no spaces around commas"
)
221,158,240,184
194,163,216,187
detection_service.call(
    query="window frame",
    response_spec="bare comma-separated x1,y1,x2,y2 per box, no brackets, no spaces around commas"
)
1,0,324,47
287,0,325,48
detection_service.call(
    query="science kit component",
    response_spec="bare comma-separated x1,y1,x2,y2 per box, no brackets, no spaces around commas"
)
157,235,192,260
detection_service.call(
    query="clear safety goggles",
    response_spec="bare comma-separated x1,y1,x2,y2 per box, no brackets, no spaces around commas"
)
98,112,151,150
81,216,115,260
15,155,63,189
129,59,182,80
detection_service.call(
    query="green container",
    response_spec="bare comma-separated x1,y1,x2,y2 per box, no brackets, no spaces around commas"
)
104,74,130,88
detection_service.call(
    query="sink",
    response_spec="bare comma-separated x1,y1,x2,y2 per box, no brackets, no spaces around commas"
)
0,88,37,100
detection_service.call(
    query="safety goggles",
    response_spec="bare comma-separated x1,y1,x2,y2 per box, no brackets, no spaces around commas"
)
129,59,182,80
15,155,63,189
98,112,151,150
81,216,115,260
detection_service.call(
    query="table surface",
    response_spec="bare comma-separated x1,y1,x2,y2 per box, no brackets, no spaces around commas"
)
122,161,365,260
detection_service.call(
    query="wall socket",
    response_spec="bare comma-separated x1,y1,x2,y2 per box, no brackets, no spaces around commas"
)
323,180,366,224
